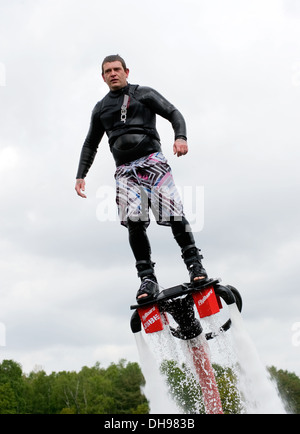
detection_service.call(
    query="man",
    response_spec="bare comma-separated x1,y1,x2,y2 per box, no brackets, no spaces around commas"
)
75,55,208,303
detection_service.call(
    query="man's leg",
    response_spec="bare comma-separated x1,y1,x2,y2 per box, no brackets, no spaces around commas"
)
115,164,159,303
135,154,207,282
127,219,159,301
170,217,208,283
127,219,151,262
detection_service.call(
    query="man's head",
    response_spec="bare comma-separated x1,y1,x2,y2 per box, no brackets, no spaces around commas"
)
102,54,129,91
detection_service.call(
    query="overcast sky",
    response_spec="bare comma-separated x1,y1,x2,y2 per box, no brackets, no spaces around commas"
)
0,0,299,377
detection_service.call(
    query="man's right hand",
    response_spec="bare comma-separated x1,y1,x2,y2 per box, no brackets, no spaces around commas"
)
75,179,87,198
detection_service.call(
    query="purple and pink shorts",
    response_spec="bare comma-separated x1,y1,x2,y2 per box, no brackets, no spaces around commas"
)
115,152,184,227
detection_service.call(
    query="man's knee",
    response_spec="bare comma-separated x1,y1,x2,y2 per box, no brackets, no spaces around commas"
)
127,218,149,235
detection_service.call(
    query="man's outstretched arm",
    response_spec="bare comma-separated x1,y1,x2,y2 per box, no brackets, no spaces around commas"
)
75,105,105,198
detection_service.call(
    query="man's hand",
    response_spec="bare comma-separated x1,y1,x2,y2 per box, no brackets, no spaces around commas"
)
173,139,188,157
75,179,87,198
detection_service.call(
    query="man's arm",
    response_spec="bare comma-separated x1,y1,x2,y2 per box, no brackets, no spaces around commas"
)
75,105,105,198
135,86,188,156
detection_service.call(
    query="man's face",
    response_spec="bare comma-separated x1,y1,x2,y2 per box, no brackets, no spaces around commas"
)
102,61,129,91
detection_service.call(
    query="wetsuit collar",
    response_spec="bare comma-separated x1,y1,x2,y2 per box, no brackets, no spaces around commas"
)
109,83,130,97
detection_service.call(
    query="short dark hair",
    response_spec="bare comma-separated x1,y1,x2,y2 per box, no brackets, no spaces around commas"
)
101,55,127,74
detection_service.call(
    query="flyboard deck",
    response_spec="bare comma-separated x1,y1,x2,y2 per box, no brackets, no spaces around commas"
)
130,278,221,310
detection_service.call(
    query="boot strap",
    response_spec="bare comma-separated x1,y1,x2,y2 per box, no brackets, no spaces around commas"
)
136,260,156,279
181,245,203,263
181,244,198,256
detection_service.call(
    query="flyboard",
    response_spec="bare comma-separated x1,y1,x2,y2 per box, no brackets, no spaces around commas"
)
130,278,242,414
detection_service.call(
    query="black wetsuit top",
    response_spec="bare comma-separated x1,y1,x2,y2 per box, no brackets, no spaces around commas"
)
76,83,187,178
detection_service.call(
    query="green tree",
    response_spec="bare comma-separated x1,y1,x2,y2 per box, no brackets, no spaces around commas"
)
0,383,18,414
105,359,149,414
268,366,300,414
161,360,242,414
51,370,86,414
161,359,205,414
213,364,243,414
25,370,55,414
0,360,25,413
76,364,115,414
24,360,148,414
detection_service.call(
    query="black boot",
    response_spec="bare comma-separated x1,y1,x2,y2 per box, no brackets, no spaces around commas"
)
136,260,159,304
182,245,208,285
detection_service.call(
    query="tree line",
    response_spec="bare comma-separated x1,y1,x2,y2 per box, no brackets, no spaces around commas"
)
0,359,148,414
0,359,299,414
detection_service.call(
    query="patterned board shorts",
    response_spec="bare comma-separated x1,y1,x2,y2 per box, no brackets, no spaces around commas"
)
115,152,185,227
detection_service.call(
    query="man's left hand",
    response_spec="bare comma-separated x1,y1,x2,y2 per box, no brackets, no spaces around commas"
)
173,139,188,157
